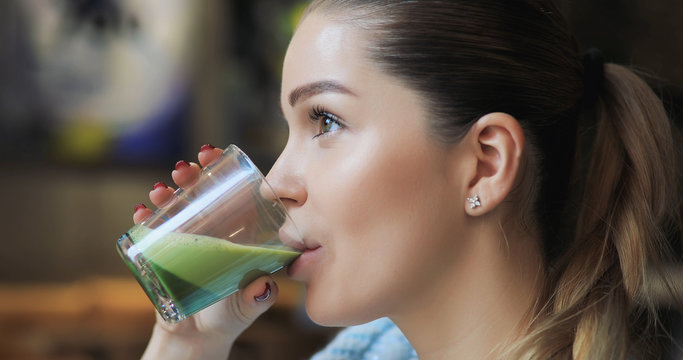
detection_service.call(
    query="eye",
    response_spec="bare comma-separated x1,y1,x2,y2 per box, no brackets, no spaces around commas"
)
309,106,344,138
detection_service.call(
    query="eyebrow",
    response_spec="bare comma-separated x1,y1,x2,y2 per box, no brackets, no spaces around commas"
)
288,80,356,107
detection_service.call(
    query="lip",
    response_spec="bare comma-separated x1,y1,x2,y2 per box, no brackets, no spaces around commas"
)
287,245,322,280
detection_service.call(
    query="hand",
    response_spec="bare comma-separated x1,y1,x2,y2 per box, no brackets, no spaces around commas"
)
134,144,279,360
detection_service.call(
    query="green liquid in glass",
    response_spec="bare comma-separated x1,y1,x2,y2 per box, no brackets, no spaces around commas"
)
127,225,300,317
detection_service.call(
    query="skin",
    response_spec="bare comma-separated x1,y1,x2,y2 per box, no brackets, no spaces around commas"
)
137,10,546,360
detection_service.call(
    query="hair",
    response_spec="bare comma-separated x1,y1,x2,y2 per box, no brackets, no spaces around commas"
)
304,0,683,358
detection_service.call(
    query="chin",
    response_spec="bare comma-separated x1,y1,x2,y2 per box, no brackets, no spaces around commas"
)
304,293,380,327
304,298,346,326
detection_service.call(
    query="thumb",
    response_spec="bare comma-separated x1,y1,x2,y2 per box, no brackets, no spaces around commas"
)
230,276,279,327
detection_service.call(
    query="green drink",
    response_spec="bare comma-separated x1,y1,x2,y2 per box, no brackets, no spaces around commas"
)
118,225,300,322
116,145,302,323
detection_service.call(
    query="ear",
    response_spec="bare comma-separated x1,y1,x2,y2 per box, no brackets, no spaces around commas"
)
462,112,525,216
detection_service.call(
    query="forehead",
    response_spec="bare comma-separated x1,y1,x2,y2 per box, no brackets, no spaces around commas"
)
279,11,430,135
281,13,370,99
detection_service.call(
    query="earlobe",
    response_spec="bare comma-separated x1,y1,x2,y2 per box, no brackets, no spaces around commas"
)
464,112,525,216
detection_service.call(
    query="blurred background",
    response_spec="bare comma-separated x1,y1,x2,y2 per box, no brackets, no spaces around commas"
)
0,0,681,359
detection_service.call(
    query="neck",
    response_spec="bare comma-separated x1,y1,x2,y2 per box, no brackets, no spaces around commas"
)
391,216,544,360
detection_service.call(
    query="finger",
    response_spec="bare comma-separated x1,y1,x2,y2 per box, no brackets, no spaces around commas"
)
233,276,278,326
133,203,153,224
149,181,176,208
171,161,202,189
182,276,279,337
198,144,223,168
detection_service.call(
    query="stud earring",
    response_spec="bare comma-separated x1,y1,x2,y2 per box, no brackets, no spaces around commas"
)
467,194,481,209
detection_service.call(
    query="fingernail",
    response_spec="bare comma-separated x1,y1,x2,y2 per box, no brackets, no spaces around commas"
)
153,181,168,190
175,160,190,170
254,282,271,302
134,203,147,213
200,144,216,152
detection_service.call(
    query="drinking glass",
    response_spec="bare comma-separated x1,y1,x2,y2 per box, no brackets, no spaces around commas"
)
116,145,302,323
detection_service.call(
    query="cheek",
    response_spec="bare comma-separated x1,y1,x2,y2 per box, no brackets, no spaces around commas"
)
304,141,459,324
332,142,452,243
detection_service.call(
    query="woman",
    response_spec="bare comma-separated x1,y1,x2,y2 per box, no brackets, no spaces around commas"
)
134,0,683,358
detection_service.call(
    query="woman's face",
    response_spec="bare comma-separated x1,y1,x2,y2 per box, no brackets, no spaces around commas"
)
268,12,470,326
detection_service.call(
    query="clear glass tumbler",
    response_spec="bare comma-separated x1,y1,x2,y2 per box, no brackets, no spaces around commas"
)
116,145,302,323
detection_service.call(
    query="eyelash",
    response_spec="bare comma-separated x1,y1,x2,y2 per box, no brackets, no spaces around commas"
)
308,105,344,138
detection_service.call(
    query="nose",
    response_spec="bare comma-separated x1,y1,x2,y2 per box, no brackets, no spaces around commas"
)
263,146,308,208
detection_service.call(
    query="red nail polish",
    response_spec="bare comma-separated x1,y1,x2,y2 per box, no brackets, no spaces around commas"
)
200,144,216,152
134,203,147,213
254,282,271,302
153,182,167,190
175,160,190,170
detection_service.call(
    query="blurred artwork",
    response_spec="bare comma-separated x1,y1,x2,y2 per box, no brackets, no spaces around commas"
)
2,0,199,164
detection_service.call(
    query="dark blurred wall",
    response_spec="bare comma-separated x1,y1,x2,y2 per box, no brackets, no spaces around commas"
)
558,0,683,123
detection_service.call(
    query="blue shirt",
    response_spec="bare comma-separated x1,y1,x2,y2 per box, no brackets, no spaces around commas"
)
311,318,418,360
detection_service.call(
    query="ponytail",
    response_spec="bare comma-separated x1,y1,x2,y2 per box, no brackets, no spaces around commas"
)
513,64,682,359
575,64,678,299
